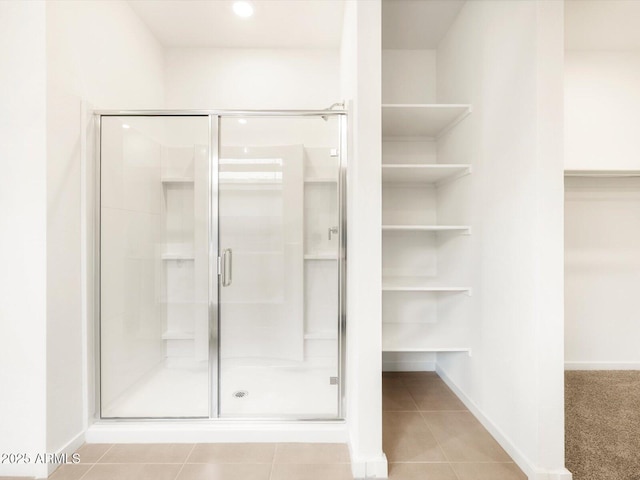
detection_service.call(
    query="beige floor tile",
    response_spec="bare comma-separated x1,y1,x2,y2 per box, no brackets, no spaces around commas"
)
48,464,92,480
176,463,271,480
187,443,274,464
99,444,193,463
73,444,113,464
407,385,467,411
270,463,353,480
81,463,181,480
382,374,406,388
401,374,446,388
388,463,458,480
383,412,446,462
273,443,350,464
421,412,511,462
383,411,431,433
383,385,418,411
383,430,447,463
452,462,527,479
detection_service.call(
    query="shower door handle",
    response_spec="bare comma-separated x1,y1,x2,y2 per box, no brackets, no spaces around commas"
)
222,248,233,287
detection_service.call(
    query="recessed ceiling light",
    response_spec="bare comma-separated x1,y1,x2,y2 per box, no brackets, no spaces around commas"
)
238,119,247,124
122,124,130,129
233,1,253,18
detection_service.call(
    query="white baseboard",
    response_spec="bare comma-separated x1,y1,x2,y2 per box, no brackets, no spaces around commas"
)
382,360,435,372
543,468,573,480
86,421,347,444
435,365,571,480
565,361,640,370
349,452,388,479
45,430,86,478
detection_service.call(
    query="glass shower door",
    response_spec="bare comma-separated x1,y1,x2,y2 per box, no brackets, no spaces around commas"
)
100,115,211,418
218,116,342,418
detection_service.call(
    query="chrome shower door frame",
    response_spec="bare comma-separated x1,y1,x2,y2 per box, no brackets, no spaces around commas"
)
94,109,347,421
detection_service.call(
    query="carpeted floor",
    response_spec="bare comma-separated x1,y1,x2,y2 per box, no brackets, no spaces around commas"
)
565,371,640,480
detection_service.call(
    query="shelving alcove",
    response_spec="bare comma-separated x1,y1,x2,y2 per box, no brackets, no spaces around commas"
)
382,102,473,355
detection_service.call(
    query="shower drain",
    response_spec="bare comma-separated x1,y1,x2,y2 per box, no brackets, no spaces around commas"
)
233,390,249,399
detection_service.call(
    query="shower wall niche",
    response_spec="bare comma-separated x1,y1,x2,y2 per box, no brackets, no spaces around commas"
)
160,144,208,364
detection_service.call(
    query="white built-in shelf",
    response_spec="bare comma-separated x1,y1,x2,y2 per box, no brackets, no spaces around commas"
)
161,177,194,184
304,177,338,184
565,169,640,178
382,347,471,354
382,164,471,185
382,324,472,354
161,253,195,261
220,180,281,185
382,225,470,233
160,300,205,305
219,182,282,191
382,276,471,295
382,104,472,139
304,332,338,340
235,250,283,256
304,253,338,260
223,300,283,305
162,331,195,340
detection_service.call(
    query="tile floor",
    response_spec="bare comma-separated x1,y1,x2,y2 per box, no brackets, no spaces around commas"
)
1,371,525,480
45,443,352,480
382,371,525,480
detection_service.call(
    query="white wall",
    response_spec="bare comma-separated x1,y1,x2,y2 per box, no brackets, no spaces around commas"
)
565,52,640,170
564,2,640,370
565,177,640,369
341,1,387,478
382,49,436,104
46,0,164,465
0,1,48,478
165,48,339,110
435,2,569,479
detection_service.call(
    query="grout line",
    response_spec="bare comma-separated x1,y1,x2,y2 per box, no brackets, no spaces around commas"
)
77,444,115,480
404,385,421,412
450,463,463,480
94,444,114,463
268,444,278,480
77,463,96,480
173,443,197,480
418,410,450,466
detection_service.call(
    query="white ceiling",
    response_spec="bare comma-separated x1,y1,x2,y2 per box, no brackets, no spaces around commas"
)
566,0,640,51
128,0,345,49
382,0,465,50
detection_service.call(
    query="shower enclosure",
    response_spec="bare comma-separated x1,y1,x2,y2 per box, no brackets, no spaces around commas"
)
96,110,346,420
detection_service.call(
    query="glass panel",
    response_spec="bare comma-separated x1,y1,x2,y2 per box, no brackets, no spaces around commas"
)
218,116,341,418
100,116,210,418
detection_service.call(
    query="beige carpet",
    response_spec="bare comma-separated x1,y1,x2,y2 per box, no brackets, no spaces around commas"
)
565,371,640,480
